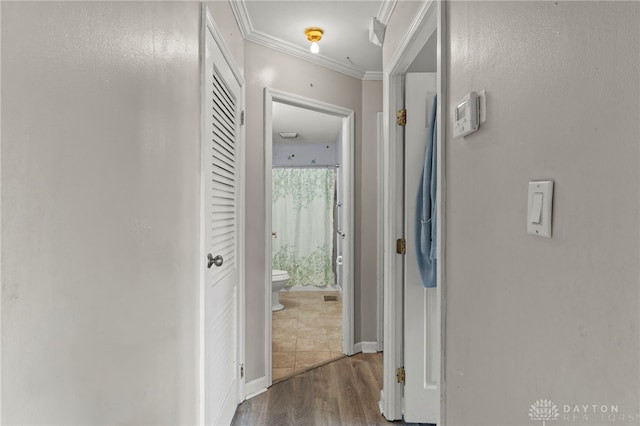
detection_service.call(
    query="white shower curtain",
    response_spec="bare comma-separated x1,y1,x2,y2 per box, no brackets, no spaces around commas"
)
272,168,335,286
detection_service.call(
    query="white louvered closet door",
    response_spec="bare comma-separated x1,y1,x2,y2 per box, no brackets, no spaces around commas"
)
204,22,241,426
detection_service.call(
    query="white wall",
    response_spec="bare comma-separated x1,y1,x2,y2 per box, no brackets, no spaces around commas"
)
273,142,338,167
243,40,365,381
385,1,640,424
382,0,423,68
1,2,216,424
357,80,383,343
206,0,244,75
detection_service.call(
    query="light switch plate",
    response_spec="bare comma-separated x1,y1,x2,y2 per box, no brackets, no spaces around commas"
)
527,180,553,238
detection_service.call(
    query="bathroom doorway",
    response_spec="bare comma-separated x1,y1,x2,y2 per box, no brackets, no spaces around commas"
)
264,88,354,386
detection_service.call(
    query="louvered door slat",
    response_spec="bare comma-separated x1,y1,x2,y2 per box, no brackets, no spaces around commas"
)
212,144,235,166
212,152,235,171
212,114,235,141
208,63,237,286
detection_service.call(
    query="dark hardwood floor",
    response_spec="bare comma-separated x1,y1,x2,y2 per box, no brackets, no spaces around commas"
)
232,352,409,426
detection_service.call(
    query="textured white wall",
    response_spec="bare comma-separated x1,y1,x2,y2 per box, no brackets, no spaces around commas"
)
206,0,245,76
1,2,202,423
243,41,364,381
357,80,383,342
382,0,423,68
445,2,639,423
273,142,338,167
386,1,640,424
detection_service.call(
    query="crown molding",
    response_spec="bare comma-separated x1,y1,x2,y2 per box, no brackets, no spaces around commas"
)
230,0,374,80
363,72,383,81
246,30,365,79
229,0,252,39
377,0,397,25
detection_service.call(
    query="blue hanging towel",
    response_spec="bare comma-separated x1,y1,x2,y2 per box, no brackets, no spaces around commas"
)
415,95,437,288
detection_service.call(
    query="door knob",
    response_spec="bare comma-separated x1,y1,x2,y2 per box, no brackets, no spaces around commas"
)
207,253,223,268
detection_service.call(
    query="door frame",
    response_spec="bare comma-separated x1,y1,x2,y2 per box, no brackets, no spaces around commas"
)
381,0,446,422
376,112,384,352
198,4,246,423
263,88,355,386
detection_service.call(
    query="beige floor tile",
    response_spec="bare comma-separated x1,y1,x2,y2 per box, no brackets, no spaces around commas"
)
272,327,294,339
295,328,317,340
299,301,330,311
273,336,297,352
272,367,294,381
294,351,333,370
272,319,297,333
329,351,345,360
327,338,343,352
272,308,298,320
273,351,295,368
297,324,327,337
279,298,299,309
279,291,297,299
299,318,338,329
296,336,330,351
272,292,345,378
297,311,326,321
294,292,327,299
323,318,343,328
325,327,342,339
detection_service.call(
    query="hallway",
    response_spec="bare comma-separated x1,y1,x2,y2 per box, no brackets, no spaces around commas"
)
233,353,413,426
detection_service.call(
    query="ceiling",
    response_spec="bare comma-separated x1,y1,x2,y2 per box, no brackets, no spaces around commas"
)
272,102,342,145
236,0,435,145
231,0,394,79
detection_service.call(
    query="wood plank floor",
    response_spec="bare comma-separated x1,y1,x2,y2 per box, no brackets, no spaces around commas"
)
232,353,414,425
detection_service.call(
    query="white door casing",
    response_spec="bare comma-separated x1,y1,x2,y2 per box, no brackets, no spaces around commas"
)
404,72,439,423
200,6,245,425
381,0,445,423
264,89,355,387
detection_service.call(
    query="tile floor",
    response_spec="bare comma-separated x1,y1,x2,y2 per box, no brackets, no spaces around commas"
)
272,290,343,382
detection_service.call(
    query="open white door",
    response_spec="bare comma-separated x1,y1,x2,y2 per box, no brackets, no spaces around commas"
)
381,1,443,422
202,11,243,425
403,72,440,423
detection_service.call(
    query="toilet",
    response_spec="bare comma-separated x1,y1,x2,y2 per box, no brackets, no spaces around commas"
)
271,269,290,311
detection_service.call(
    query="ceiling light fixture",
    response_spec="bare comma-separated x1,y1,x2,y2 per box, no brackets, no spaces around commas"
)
305,27,324,54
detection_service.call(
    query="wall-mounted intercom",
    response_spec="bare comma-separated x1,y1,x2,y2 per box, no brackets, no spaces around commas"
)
453,91,480,139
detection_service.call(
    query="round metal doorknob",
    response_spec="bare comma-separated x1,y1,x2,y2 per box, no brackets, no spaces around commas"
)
207,253,224,268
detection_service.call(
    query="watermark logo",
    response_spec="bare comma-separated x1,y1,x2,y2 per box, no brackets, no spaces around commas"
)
528,399,639,423
529,399,560,426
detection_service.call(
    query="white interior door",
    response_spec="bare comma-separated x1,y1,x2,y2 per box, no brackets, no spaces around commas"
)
403,72,440,423
203,21,241,426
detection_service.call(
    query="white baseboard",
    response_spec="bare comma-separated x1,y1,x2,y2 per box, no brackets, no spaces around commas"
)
244,377,268,400
353,341,379,354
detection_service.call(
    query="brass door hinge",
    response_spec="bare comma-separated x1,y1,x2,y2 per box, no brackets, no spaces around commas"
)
396,367,405,384
240,364,244,378
397,109,406,126
241,110,245,125
396,238,406,255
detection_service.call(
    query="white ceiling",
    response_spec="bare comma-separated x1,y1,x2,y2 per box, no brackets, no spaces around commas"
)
272,102,342,145
231,0,392,79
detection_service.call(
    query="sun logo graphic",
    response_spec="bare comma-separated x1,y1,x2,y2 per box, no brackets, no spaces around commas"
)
529,399,560,426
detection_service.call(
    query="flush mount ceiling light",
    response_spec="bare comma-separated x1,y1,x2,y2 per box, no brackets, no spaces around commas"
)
305,27,324,54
